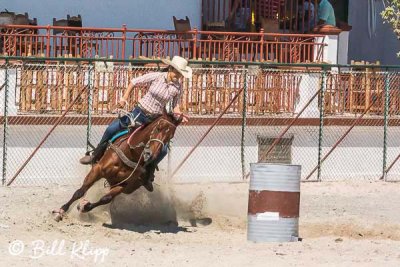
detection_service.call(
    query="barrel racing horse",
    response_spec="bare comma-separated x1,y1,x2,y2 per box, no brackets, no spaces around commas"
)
52,110,182,221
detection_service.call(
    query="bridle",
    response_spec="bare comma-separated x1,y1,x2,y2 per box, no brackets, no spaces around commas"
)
110,117,177,188
147,118,177,147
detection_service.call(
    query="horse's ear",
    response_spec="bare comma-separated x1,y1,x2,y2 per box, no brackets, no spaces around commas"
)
172,112,186,126
175,114,183,126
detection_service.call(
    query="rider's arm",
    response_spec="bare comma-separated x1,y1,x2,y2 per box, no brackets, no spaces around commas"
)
121,72,161,103
173,104,181,114
171,85,183,110
120,82,134,105
172,87,188,122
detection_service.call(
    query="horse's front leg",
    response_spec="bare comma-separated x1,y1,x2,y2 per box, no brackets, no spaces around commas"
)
78,185,124,213
52,165,102,222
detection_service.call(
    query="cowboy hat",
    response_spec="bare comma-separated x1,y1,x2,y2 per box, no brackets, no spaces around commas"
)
161,56,192,79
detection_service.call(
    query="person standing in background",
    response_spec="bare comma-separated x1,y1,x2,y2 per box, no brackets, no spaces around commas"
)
317,0,336,26
298,0,315,33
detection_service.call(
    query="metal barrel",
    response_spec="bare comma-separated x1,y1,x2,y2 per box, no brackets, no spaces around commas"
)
247,163,301,242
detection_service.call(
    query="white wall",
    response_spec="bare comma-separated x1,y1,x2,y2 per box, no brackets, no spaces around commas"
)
0,69,18,116
348,0,400,65
2,125,400,186
0,0,202,30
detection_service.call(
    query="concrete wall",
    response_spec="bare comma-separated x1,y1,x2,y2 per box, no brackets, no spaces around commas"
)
2,125,399,186
0,0,202,30
348,0,400,65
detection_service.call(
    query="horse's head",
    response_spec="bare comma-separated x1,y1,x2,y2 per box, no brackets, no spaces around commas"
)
146,110,182,161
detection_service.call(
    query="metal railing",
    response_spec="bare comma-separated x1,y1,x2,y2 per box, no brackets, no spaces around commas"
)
0,25,326,63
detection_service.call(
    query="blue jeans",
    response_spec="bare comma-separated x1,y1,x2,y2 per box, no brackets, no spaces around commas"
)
99,106,168,165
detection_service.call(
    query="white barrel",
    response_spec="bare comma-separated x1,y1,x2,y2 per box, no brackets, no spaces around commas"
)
247,163,301,242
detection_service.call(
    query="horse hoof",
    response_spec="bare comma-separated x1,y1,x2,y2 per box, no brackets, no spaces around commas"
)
54,214,63,222
52,209,64,222
77,199,90,213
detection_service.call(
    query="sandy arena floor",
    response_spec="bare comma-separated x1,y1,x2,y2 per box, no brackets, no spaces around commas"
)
0,181,399,267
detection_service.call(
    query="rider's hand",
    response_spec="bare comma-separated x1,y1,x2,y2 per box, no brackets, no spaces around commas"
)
172,106,188,123
116,99,128,109
112,99,127,113
181,114,189,123
174,112,189,123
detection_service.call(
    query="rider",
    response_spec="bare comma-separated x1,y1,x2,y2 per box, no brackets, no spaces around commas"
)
79,56,191,192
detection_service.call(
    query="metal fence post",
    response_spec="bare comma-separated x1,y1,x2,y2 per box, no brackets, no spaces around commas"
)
241,68,248,180
193,27,198,60
382,70,390,181
86,62,94,152
121,24,127,59
317,68,327,182
2,60,9,185
46,25,51,57
259,28,264,62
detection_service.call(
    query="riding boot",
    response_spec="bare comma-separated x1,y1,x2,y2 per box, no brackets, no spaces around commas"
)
142,163,158,192
79,142,108,165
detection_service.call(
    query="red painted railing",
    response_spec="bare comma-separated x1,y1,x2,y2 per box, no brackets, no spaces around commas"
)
0,25,326,63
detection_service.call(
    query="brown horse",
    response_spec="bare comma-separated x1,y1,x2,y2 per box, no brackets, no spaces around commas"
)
53,110,182,222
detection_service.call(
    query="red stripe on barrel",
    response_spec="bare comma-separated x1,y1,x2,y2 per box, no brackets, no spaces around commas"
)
248,190,300,218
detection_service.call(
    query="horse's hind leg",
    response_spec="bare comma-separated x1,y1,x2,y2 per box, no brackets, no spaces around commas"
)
78,185,124,213
53,165,102,221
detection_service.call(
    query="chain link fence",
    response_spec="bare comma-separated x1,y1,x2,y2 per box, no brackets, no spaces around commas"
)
0,57,399,186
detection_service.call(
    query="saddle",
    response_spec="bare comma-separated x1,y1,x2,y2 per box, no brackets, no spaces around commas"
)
87,111,161,168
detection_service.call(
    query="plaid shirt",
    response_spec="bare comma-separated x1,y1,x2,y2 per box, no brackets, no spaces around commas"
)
131,72,182,115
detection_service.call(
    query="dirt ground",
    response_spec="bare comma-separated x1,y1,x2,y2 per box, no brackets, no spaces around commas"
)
0,180,399,267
